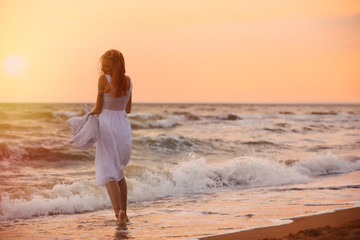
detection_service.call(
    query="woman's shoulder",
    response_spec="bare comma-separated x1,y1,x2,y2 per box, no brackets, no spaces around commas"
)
97,74,109,90
98,74,110,85
125,75,131,90
99,74,108,81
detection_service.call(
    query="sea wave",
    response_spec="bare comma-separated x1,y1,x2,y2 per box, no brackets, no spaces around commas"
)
239,140,288,149
128,112,243,129
0,122,39,131
130,113,184,129
1,153,359,221
0,141,92,164
205,113,242,121
52,110,82,118
310,111,338,115
131,118,180,129
172,111,200,120
0,180,110,221
128,157,310,202
294,152,360,177
24,111,56,120
0,107,84,122
133,135,200,152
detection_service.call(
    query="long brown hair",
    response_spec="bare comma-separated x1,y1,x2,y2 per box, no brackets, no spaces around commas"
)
100,49,127,97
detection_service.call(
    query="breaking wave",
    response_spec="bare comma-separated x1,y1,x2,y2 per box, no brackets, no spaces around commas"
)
2,153,359,221
294,152,360,176
133,135,200,152
128,112,243,129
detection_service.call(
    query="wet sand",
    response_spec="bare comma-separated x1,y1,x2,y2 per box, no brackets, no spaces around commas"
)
200,207,360,240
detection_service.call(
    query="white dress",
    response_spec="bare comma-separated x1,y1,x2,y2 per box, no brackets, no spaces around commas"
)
95,74,132,186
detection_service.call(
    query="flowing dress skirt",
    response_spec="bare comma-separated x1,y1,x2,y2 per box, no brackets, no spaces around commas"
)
95,109,132,186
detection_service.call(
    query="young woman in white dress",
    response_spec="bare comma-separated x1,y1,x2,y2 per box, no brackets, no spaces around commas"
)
90,49,132,225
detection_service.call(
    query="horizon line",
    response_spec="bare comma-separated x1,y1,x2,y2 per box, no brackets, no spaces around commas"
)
0,101,359,105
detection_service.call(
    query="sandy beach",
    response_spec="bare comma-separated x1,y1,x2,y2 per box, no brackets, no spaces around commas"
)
200,207,360,240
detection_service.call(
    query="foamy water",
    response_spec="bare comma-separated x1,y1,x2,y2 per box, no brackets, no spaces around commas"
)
0,103,359,239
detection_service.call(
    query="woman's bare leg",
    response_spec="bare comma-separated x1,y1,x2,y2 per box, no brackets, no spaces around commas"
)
117,177,129,221
105,181,125,224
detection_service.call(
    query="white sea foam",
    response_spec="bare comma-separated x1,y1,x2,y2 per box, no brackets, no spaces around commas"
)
150,118,179,128
128,157,310,201
295,152,360,177
52,110,81,118
133,135,197,152
0,180,110,221
1,154,359,221
131,114,185,129
129,112,159,120
131,153,360,200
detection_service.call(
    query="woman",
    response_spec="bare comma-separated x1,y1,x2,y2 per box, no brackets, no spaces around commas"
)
90,49,132,225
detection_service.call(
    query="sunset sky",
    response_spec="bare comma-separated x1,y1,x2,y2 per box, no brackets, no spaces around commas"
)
0,0,359,103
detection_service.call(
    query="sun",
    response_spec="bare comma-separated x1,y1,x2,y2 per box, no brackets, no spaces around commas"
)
1,54,29,78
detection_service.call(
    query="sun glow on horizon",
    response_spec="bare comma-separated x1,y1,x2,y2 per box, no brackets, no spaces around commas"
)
0,0,359,103
1,54,29,78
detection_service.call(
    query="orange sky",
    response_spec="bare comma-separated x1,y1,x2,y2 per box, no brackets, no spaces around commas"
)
0,0,359,103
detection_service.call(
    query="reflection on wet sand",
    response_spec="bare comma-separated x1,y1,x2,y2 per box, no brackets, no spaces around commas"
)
114,224,131,239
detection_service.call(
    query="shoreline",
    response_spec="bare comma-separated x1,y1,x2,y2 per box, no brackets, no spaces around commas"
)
199,207,360,240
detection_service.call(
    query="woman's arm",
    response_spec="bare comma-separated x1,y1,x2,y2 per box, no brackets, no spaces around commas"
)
90,76,107,115
126,93,132,114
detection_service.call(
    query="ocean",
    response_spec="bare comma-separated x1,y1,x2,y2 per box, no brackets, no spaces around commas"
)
0,103,359,239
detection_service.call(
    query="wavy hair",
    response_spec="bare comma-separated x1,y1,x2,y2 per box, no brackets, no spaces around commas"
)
100,49,127,97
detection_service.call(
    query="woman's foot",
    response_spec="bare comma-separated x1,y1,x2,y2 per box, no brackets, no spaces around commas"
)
117,210,126,225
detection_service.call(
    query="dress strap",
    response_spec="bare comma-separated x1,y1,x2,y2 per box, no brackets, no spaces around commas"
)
129,77,132,92
105,74,111,83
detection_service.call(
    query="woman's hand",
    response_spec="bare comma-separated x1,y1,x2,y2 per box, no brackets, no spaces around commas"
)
90,108,101,115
